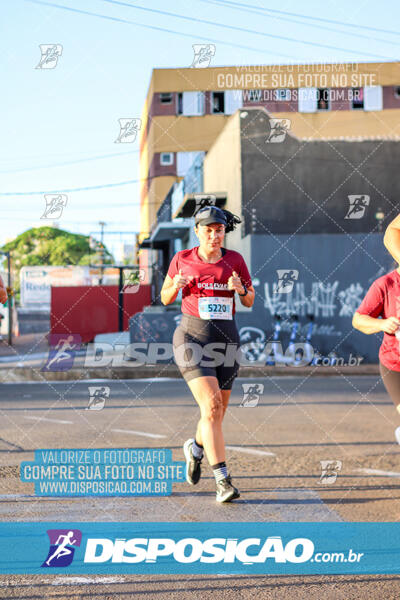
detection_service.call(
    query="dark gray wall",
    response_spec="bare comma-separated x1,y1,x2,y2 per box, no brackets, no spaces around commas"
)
240,110,400,236
244,232,394,363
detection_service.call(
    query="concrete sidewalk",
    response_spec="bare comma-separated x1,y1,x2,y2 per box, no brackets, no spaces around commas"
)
0,333,49,359
0,362,381,382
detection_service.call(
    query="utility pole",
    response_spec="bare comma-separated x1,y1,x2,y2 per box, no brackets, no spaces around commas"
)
6,252,12,345
98,221,106,284
0,251,12,346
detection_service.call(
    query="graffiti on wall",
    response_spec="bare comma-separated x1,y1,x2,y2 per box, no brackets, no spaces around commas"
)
264,281,364,319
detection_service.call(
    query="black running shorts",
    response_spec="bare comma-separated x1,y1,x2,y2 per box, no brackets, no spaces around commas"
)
173,313,240,390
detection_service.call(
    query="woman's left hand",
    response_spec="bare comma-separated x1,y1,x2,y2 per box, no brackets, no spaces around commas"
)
228,271,244,294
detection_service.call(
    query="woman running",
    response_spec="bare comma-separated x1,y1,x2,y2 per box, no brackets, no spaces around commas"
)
161,205,254,502
352,213,400,443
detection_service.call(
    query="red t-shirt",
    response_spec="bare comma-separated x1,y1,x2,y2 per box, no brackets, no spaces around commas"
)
167,246,252,318
356,270,400,371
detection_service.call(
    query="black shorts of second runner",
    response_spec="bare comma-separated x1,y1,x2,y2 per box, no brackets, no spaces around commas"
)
173,313,240,390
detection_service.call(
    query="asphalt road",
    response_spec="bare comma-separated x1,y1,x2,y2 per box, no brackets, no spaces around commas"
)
0,376,400,598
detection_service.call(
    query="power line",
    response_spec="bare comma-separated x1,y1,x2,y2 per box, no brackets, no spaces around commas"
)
0,169,183,195
199,0,400,48
0,199,168,209
0,150,139,175
205,0,400,38
97,0,395,59
0,179,138,196
23,0,294,59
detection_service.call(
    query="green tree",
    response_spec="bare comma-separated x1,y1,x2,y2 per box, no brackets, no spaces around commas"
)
0,226,113,297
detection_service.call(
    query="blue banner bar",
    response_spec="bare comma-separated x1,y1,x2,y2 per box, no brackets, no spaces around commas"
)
0,522,400,574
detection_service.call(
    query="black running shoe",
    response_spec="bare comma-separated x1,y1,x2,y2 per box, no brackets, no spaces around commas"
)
183,438,202,485
215,475,240,503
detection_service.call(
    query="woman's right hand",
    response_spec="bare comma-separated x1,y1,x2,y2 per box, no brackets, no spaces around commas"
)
380,316,400,334
173,269,189,291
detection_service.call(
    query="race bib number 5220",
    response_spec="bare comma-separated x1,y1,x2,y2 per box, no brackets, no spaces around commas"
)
198,296,233,320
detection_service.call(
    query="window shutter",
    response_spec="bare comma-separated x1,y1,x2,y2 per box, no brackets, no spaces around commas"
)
298,87,317,112
182,92,205,116
224,90,243,114
363,86,383,111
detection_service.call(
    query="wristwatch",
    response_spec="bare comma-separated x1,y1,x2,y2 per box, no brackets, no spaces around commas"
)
238,284,248,297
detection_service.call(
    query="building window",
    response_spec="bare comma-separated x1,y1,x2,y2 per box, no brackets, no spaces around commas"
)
248,89,262,102
224,90,243,114
160,152,174,166
176,151,204,177
364,85,383,111
317,88,330,110
177,93,183,114
298,87,317,112
352,87,364,109
211,92,225,113
160,92,173,104
394,86,400,98
274,89,291,101
177,91,205,116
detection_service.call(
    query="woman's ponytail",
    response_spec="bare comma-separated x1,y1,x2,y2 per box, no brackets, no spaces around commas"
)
221,208,242,233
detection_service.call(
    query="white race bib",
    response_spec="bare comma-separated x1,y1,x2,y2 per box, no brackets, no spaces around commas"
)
198,296,233,320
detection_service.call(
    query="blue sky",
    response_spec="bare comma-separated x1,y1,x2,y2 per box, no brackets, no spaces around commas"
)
1,0,399,257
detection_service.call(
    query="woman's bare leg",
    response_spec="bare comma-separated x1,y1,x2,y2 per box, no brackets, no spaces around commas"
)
187,376,226,466
194,387,232,443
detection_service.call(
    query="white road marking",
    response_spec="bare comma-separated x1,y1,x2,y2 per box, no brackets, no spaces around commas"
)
111,428,166,439
226,445,275,456
81,378,178,383
52,576,125,585
1,378,179,384
356,468,400,478
274,488,343,521
0,494,37,499
24,416,73,424
0,576,126,587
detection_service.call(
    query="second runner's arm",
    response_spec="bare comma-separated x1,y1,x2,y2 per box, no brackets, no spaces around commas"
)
383,214,400,264
352,312,400,335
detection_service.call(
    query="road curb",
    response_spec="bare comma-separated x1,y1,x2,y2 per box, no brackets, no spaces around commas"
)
0,364,380,382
